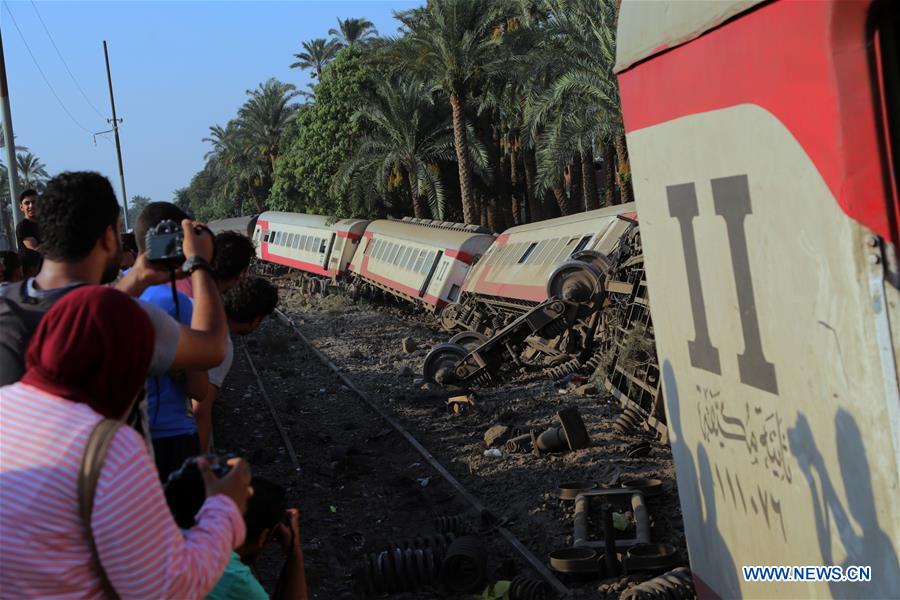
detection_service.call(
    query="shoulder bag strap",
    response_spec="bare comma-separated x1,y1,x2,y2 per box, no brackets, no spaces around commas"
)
78,419,122,599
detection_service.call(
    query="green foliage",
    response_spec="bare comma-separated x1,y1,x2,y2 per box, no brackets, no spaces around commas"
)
269,47,377,218
126,194,153,228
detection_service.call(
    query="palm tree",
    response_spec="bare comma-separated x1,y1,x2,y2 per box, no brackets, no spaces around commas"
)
394,0,510,225
238,79,300,174
523,0,626,208
329,17,379,47
290,38,341,79
333,78,457,219
16,152,49,190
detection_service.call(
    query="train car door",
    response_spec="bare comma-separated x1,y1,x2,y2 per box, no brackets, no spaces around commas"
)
419,250,443,298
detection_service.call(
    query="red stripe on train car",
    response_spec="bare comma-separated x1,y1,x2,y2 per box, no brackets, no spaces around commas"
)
444,249,474,264
338,231,361,241
261,247,336,278
617,0,895,242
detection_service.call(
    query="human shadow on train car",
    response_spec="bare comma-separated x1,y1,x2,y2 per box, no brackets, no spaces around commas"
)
788,410,899,599
663,360,740,599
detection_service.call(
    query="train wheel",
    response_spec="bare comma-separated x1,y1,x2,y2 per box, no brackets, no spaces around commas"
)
422,343,468,385
439,304,461,332
546,260,605,304
449,330,488,351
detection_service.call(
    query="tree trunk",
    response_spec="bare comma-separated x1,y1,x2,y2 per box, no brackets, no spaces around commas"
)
602,141,617,206
408,170,427,219
569,159,583,214
615,133,634,205
552,182,569,216
582,148,600,211
449,94,477,224
543,190,561,219
509,146,522,224
502,151,516,226
523,150,543,222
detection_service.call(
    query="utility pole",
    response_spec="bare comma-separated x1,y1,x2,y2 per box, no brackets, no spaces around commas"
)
103,40,129,230
0,28,21,250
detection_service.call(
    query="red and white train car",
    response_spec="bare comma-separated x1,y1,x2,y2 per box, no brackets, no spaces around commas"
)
253,211,369,279
347,219,495,311
616,0,899,597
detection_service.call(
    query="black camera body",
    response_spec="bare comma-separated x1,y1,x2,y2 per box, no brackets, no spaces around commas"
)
145,219,185,265
163,454,234,528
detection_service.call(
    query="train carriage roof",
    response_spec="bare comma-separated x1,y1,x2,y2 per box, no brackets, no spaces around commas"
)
614,0,765,73
365,219,495,251
207,215,257,236
500,202,637,235
258,211,369,232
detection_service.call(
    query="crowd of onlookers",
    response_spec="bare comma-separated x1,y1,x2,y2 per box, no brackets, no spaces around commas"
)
0,172,308,598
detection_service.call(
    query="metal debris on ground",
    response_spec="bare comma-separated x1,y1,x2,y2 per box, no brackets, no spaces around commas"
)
619,566,694,600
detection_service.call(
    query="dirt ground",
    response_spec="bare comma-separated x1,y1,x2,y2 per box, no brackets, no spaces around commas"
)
212,281,689,599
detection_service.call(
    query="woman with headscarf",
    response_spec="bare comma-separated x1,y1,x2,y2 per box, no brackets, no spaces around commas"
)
0,286,252,598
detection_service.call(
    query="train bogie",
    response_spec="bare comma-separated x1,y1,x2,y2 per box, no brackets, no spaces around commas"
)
254,211,369,279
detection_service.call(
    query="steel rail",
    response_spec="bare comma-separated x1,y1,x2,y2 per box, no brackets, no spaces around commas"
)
241,343,301,471
273,308,571,598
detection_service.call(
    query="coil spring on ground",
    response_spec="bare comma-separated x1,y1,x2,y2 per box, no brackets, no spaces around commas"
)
354,534,456,595
434,514,471,535
509,574,553,599
441,536,488,593
620,566,694,600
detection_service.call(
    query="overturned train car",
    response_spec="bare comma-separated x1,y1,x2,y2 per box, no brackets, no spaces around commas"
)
616,0,900,598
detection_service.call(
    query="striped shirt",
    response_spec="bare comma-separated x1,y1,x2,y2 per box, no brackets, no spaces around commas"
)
0,383,246,598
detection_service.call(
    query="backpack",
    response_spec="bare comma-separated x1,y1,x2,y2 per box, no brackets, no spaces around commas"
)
0,280,86,386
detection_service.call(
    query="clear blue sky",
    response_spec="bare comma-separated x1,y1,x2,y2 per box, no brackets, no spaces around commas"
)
2,0,418,209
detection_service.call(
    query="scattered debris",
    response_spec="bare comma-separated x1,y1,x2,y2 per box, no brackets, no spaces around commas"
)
447,393,477,414
574,383,599,396
549,547,599,574
504,433,533,454
508,575,552,600
558,481,598,501
484,424,512,448
483,448,503,458
435,514,472,535
626,440,652,458
441,536,488,593
624,543,679,573
620,566,694,600
401,337,418,353
621,477,664,498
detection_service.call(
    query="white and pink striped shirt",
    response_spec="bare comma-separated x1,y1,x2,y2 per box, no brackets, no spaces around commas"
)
0,383,246,599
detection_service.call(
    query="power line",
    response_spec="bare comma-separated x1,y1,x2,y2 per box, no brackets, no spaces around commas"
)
30,0,106,120
2,0,95,135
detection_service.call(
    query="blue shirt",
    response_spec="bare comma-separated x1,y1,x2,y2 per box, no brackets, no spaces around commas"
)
140,282,195,439
206,552,268,600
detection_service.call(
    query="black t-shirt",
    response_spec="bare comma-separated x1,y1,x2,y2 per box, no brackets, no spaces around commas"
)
15,219,40,251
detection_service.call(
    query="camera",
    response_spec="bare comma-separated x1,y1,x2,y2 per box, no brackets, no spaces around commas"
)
163,454,234,528
145,219,184,265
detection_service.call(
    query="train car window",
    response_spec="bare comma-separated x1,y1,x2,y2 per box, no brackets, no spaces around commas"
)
448,284,461,302
573,235,593,254
273,231,281,245
555,238,577,262
307,237,316,252
390,245,400,264
413,250,425,272
518,242,538,264
319,239,327,254
531,240,549,263
298,235,306,250
286,233,294,248
423,251,435,273
293,235,301,249
400,247,412,269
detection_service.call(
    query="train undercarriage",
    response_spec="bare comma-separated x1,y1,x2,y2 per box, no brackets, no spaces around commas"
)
425,227,669,440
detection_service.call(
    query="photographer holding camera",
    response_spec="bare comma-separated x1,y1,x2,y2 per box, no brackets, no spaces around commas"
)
0,286,253,598
0,172,229,389
166,469,309,600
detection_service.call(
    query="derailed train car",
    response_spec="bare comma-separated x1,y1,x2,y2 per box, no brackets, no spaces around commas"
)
253,211,369,280
348,218,495,311
616,0,899,597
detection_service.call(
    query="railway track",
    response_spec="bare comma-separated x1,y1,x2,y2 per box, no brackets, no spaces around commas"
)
268,309,572,598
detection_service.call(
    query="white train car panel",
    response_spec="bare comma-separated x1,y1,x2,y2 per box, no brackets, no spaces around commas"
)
348,219,495,310
463,203,638,304
207,215,259,237
253,211,369,278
